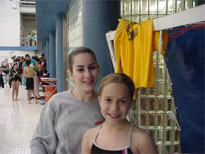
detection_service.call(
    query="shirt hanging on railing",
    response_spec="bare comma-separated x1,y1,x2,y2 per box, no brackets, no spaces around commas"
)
114,18,168,88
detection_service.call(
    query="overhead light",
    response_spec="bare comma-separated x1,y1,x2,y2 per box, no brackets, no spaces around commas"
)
12,0,17,9
13,4,17,9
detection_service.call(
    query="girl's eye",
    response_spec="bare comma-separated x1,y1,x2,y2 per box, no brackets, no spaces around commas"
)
104,98,111,103
120,100,127,104
77,68,84,72
88,66,96,70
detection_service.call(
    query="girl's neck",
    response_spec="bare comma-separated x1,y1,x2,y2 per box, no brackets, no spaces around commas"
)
72,88,98,103
103,120,130,131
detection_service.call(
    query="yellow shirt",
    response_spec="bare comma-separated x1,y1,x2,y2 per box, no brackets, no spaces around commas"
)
114,18,168,88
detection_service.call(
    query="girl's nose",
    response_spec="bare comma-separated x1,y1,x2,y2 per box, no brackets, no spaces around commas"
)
110,102,119,112
84,69,92,78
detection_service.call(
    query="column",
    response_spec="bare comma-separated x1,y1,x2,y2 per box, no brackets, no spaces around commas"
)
82,0,120,86
56,13,64,92
46,40,49,73
49,31,56,78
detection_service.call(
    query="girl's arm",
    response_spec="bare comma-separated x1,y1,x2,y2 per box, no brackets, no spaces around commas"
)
13,71,18,76
30,97,58,154
9,69,14,79
81,130,92,154
132,129,158,154
33,70,37,77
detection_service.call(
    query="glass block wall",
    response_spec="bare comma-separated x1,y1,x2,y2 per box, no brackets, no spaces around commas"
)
130,52,181,153
66,0,83,89
121,0,197,22
120,0,199,153
67,0,83,49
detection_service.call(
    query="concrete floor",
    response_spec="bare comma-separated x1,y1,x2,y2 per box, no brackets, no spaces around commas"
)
0,84,44,154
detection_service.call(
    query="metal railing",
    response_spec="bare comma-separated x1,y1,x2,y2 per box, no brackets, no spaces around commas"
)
19,0,35,7
20,37,37,46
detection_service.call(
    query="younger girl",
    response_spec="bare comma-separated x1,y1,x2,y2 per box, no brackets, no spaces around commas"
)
30,47,104,154
9,63,21,101
82,73,158,154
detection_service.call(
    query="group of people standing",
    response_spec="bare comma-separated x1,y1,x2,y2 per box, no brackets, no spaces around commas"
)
0,53,47,102
30,47,157,154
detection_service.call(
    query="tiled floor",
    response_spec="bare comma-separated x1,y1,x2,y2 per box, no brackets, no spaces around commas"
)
0,84,44,154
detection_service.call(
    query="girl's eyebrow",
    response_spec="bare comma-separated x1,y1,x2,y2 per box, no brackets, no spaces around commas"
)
103,96,111,98
103,95,128,99
118,97,129,100
88,63,96,66
75,63,96,68
75,65,84,68
103,96,129,100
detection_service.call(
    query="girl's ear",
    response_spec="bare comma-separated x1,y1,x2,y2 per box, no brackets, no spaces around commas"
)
98,96,101,104
98,96,103,108
67,69,74,80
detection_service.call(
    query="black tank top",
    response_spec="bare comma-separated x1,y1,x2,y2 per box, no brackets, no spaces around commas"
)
91,124,134,154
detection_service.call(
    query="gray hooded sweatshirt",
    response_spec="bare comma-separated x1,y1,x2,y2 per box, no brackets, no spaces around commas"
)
30,90,103,154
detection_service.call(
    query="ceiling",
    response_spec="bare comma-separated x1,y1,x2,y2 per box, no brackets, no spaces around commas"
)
35,0,69,50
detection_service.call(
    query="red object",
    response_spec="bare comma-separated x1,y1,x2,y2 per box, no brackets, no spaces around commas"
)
94,121,104,126
45,86,57,102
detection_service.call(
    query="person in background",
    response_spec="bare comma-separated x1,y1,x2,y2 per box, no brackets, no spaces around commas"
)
24,60,37,104
35,59,43,79
39,68,49,92
30,47,104,154
31,31,37,46
23,54,40,99
9,63,21,101
1,58,10,84
27,33,32,46
41,53,47,71
18,56,25,85
0,64,5,89
82,73,158,154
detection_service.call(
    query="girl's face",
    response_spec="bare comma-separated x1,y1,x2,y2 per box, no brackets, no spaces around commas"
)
99,83,132,124
68,53,99,93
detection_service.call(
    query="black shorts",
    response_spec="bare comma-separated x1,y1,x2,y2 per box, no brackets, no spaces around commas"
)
3,71,9,74
26,78,34,90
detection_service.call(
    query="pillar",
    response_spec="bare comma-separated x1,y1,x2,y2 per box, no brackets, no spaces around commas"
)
56,13,64,92
49,31,56,78
82,0,120,87
46,40,49,73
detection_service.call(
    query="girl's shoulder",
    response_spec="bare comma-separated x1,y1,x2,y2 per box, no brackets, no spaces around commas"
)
131,125,157,153
83,125,101,149
51,90,71,101
132,125,147,133
85,125,100,138
132,125,153,142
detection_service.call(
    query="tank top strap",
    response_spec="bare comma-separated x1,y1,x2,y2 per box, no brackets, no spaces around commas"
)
94,124,103,143
129,123,134,147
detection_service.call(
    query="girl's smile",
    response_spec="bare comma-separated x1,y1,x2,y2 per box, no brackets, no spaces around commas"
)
99,83,131,124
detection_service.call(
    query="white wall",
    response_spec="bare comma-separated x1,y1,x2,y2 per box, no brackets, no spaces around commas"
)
0,1,20,46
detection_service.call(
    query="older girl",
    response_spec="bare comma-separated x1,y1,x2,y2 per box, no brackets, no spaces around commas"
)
30,47,104,154
82,73,158,154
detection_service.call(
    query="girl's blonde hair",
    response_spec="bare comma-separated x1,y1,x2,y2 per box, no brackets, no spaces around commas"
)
98,73,135,100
